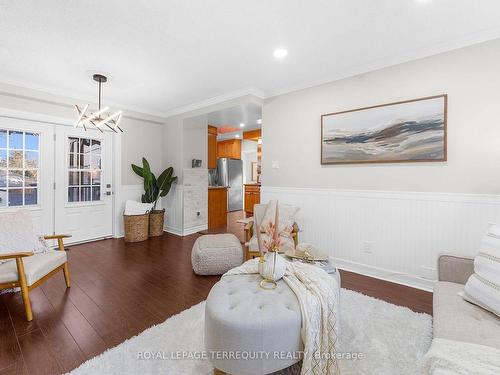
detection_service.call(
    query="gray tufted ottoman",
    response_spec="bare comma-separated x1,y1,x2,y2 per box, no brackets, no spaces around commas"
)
191,234,243,275
205,274,302,375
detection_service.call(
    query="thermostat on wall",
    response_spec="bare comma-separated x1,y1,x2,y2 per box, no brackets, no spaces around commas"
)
192,159,202,168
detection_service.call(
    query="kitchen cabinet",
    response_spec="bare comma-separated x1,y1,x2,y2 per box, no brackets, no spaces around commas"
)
244,184,260,215
217,139,241,159
208,187,228,229
208,125,217,169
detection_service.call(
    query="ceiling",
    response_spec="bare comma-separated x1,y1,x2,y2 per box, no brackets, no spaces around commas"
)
206,102,261,140
207,103,261,130
1,1,500,117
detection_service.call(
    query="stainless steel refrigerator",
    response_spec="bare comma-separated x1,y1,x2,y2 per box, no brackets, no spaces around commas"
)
217,158,243,212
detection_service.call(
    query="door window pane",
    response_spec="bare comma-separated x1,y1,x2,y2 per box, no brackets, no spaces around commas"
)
92,186,101,201
0,129,40,207
0,150,6,168
8,170,23,187
67,136,102,203
81,171,91,185
91,154,101,169
8,189,23,206
81,186,91,201
68,171,79,186
25,151,39,168
24,170,38,187
91,140,101,154
91,171,101,185
68,137,79,153
79,138,91,154
8,131,23,149
8,150,23,168
25,133,39,151
0,189,6,207
0,130,6,148
69,153,79,168
68,187,80,202
25,188,37,205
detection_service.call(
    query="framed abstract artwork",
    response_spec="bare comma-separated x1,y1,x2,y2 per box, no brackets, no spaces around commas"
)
321,94,447,164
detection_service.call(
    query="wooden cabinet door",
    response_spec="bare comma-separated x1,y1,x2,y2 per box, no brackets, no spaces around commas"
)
208,133,217,169
217,139,241,159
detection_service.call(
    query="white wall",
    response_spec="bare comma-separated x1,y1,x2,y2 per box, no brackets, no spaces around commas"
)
242,140,258,183
262,39,500,290
183,114,208,169
263,39,500,194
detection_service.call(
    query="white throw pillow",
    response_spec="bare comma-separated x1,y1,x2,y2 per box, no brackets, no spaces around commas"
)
461,224,500,317
259,200,299,238
0,210,43,261
124,200,153,216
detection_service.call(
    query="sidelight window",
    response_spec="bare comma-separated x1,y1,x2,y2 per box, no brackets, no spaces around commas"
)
0,129,40,207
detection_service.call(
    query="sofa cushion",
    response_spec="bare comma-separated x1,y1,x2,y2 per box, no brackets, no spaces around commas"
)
0,210,47,263
433,281,500,349
462,224,500,317
0,250,67,286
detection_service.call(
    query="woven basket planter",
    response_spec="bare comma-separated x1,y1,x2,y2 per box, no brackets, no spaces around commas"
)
123,213,149,242
149,209,165,237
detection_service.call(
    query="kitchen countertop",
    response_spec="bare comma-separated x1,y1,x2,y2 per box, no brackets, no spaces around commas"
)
244,183,261,186
208,186,229,190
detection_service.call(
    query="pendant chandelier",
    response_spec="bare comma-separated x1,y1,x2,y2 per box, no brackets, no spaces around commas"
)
74,74,123,133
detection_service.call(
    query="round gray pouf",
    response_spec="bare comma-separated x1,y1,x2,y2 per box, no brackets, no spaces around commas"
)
191,234,243,275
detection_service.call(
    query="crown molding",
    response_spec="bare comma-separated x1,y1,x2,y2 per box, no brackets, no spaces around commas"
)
263,28,500,99
161,87,267,119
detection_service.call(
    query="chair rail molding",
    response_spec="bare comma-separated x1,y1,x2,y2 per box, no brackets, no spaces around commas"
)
262,186,500,291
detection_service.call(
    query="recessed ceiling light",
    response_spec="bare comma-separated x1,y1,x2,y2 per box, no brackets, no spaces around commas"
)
235,134,240,139
256,118,262,124
240,123,245,127
273,48,288,59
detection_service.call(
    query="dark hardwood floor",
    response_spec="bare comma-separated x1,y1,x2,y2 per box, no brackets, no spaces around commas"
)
0,212,432,375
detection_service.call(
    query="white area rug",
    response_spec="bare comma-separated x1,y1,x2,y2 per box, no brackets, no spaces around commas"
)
70,289,432,375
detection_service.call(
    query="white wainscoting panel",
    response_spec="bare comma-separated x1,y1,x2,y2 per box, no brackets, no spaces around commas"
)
162,184,184,236
262,186,500,291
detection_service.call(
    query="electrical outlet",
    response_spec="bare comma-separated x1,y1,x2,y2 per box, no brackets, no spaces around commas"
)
421,266,436,280
363,241,373,254
272,160,280,169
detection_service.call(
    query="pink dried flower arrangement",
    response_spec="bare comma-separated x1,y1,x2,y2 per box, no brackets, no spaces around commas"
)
263,221,283,252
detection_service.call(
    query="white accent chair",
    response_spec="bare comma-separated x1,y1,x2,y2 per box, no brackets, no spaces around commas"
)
0,210,71,321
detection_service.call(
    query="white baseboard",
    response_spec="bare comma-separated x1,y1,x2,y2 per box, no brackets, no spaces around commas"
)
330,257,434,292
164,224,207,237
183,224,208,236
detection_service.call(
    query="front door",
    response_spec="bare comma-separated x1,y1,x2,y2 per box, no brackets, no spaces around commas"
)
54,126,114,243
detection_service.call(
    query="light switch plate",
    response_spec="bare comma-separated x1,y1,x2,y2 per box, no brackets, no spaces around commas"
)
272,161,280,169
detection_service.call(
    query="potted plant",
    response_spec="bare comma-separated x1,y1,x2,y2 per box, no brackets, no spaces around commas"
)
131,158,177,237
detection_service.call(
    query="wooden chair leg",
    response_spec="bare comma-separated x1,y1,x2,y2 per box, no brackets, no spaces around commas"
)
63,263,71,288
15,258,33,321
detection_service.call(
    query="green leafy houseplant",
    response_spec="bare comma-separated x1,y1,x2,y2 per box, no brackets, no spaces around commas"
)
131,157,177,211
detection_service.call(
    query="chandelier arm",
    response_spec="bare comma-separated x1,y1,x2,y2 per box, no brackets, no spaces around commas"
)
89,119,104,133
